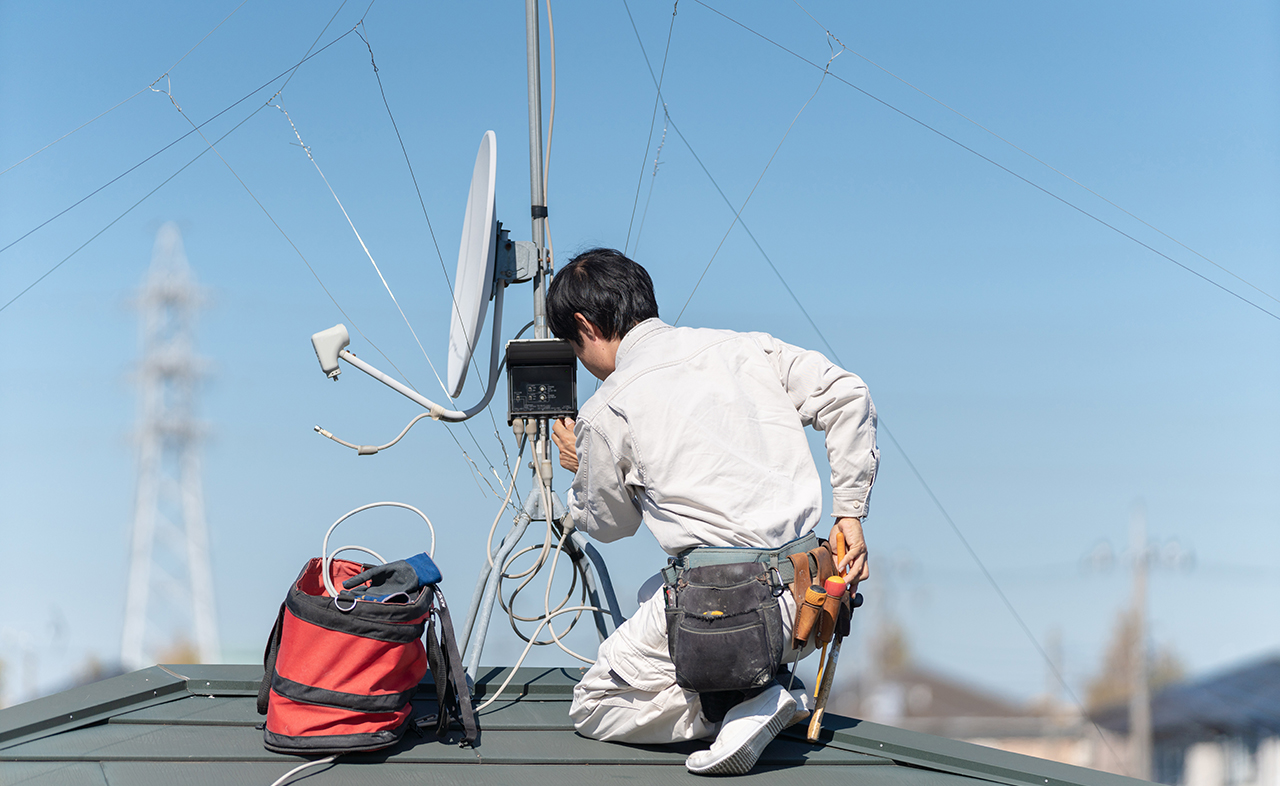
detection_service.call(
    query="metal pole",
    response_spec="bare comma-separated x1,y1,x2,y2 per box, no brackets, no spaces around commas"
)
1129,503,1152,781
524,0,548,341
524,0,558,493
464,498,536,679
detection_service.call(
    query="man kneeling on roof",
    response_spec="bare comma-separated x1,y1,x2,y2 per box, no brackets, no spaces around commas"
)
548,248,879,776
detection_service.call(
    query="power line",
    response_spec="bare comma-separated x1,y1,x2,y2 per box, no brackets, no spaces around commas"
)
786,0,1279,310
622,6,1130,771
0,0,251,178
1,31,359,260
676,36,840,325
691,0,1280,324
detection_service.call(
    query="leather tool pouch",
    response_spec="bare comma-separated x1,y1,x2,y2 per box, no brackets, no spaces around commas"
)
665,562,784,695
788,542,839,648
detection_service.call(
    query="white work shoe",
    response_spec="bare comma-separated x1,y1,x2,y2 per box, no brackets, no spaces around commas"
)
686,684,796,776
787,689,814,727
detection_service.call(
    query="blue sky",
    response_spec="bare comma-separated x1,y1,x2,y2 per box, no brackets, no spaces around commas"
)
1,1,1277,709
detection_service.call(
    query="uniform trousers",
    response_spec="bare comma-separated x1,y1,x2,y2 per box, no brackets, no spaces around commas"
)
570,577,814,744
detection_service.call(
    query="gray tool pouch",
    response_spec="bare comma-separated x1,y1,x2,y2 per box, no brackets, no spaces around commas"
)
664,562,784,694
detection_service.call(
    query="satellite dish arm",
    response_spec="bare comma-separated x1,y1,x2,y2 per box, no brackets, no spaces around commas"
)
313,285,506,424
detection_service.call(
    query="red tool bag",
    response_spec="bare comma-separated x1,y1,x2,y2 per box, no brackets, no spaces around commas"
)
256,555,477,754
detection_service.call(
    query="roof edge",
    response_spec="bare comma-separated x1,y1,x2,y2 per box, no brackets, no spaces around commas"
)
0,666,188,751
807,716,1153,786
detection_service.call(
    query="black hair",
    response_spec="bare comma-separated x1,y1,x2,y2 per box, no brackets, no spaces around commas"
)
546,248,659,343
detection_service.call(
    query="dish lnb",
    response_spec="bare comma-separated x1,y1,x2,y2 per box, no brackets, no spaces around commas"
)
312,324,350,380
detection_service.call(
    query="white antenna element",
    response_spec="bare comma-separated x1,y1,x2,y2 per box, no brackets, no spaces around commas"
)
448,130,498,398
308,132,517,426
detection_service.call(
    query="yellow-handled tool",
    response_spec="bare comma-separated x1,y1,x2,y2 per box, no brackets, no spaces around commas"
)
807,533,860,742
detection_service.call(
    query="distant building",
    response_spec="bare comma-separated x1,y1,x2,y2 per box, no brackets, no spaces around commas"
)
1092,656,1280,786
834,663,1100,768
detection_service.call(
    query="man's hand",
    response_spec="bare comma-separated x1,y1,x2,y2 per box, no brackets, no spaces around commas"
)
830,517,868,590
552,417,579,473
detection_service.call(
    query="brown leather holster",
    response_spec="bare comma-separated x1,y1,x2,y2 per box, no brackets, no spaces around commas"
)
787,541,848,649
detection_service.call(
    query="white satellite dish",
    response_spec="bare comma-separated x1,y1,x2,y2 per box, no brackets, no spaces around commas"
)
447,130,498,398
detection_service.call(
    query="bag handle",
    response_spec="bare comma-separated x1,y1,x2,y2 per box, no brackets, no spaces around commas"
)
320,501,436,600
257,601,287,715
423,591,479,746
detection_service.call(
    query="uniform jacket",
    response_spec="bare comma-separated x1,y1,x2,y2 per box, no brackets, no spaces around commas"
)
567,318,878,554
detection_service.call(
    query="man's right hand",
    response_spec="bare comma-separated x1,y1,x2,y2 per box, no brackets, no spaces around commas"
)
552,417,579,473
830,517,869,591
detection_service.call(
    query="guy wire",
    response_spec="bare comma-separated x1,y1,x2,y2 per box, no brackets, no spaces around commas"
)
353,19,516,493
630,109,668,258
0,0,251,177
275,101,452,402
623,8,1129,771
675,36,840,325
142,87,415,412
786,0,1278,309
693,0,1280,324
0,31,360,261
269,0,352,105
622,0,679,256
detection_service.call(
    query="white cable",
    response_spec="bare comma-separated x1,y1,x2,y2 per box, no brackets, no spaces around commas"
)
321,501,437,598
498,540,581,628
543,0,556,204
276,102,453,401
486,434,529,568
314,412,432,455
268,754,337,786
539,527,594,663
542,0,558,271
474,603,602,712
531,451,593,661
324,545,388,612
502,513,555,584
489,441,589,656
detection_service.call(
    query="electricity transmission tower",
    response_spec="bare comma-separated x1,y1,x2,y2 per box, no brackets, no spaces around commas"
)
120,223,219,670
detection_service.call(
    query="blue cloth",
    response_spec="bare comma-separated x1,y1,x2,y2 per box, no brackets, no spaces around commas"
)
406,552,442,586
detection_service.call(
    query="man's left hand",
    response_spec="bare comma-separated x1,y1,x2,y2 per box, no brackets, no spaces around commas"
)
830,517,868,590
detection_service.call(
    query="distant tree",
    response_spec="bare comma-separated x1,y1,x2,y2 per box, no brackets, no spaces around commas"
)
1086,610,1184,710
873,619,911,677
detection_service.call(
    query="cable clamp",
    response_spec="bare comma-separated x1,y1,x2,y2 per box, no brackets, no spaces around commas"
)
531,204,548,219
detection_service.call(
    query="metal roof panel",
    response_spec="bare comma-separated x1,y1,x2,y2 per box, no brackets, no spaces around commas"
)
0,664,1157,786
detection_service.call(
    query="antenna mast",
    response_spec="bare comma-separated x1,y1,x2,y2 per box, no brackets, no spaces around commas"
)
525,0,549,341
120,223,220,670
523,0,557,485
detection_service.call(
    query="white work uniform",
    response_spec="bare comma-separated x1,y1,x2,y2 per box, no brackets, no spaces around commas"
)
567,318,878,743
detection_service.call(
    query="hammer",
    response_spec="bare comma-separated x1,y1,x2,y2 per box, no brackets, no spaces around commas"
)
807,532,862,742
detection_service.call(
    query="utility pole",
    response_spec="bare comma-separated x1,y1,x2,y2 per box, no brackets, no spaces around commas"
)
1129,504,1152,781
120,223,219,670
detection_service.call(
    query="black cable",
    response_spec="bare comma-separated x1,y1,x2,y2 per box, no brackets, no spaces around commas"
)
352,20,511,497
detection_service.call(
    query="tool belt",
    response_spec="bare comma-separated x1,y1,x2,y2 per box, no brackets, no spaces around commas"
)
662,531,849,677
664,561,785,697
660,531,819,587
785,537,851,651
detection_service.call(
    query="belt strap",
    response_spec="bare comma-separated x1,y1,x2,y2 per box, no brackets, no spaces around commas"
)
661,531,819,587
